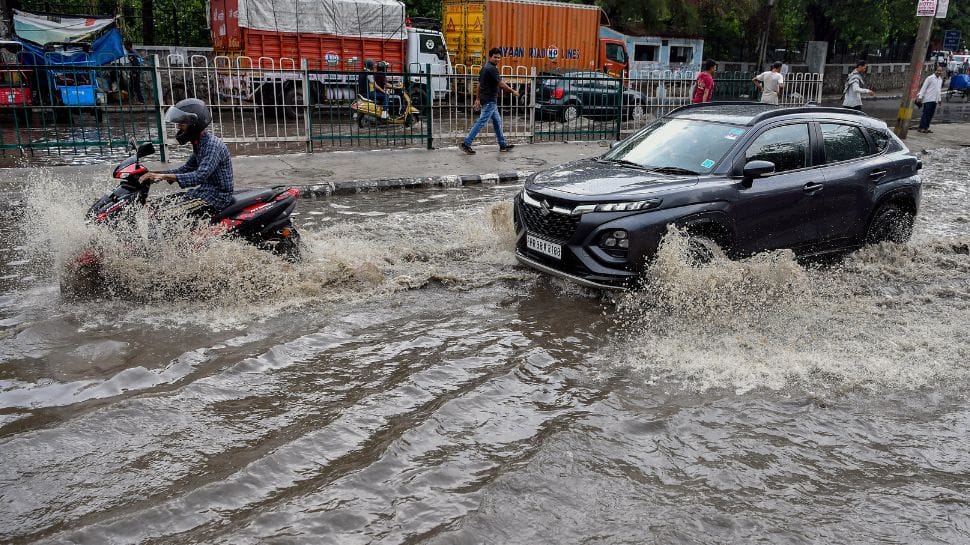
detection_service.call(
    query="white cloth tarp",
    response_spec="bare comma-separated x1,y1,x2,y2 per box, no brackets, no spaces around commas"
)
13,10,117,45
237,0,406,40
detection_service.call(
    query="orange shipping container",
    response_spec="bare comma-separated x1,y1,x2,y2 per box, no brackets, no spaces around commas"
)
443,0,605,71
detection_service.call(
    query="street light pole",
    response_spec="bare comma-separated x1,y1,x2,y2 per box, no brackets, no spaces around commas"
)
894,14,935,138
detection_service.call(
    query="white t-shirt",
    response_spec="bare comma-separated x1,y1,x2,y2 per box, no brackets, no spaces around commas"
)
755,71,785,104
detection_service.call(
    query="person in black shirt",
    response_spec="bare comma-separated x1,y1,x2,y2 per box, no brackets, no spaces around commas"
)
461,47,519,154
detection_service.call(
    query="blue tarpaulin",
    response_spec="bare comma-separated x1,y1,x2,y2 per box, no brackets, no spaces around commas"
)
14,10,124,66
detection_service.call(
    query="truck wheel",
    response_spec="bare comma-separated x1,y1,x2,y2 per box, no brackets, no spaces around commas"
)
561,103,581,123
410,87,429,117
284,87,305,120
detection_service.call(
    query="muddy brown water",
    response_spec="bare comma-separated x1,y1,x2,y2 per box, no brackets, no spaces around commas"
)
1,148,969,544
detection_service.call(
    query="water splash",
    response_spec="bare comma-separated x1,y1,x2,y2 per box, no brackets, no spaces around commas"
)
14,173,523,325
609,230,970,394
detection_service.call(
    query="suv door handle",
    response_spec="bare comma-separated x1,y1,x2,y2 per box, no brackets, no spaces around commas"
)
803,182,824,194
869,169,888,180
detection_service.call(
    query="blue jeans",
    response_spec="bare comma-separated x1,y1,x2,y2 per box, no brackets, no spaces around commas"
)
463,101,507,147
918,101,937,129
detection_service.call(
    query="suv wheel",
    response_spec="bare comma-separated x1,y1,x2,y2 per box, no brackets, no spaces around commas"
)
866,203,914,244
685,235,723,266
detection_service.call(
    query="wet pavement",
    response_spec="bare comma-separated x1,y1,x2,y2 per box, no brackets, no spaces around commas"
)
0,127,969,543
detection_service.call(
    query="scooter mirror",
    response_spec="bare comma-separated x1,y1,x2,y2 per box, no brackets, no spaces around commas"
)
136,142,155,158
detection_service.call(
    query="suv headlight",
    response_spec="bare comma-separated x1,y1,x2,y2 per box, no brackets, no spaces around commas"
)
572,199,661,215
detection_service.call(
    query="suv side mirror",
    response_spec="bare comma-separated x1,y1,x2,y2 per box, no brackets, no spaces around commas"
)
136,142,156,158
741,160,775,186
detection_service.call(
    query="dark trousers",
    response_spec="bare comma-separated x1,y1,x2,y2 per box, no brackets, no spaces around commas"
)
918,101,938,129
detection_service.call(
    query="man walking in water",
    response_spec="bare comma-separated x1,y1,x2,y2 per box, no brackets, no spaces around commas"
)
460,47,519,154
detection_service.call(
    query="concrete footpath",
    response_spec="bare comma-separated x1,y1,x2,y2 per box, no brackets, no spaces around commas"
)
1,123,966,197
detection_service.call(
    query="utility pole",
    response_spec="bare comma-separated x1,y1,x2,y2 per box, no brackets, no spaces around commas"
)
757,0,776,71
894,8,936,138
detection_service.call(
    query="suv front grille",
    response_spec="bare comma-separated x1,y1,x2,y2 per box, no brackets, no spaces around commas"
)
518,199,580,243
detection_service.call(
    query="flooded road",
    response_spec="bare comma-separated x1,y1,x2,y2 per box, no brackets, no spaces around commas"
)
1,148,969,544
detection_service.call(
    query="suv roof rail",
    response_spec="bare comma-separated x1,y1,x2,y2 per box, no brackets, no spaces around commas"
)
665,101,767,118
748,105,870,124
665,101,871,125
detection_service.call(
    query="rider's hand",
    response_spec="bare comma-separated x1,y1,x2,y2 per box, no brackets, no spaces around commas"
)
512,90,520,97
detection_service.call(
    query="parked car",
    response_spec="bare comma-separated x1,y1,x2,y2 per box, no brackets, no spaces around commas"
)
514,102,922,289
535,70,646,122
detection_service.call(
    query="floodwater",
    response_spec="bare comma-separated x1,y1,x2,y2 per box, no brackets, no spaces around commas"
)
1,148,969,544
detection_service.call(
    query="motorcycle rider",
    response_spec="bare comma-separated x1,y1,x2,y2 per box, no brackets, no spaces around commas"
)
142,98,233,217
357,59,390,119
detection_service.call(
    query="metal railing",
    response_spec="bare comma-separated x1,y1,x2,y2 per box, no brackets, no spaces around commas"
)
0,57,825,165
0,61,163,163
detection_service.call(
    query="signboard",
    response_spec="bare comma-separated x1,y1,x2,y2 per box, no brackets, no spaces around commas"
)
943,29,961,50
936,0,949,18
917,0,937,16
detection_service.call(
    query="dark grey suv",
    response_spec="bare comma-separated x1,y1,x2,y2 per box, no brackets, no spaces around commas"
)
514,103,923,289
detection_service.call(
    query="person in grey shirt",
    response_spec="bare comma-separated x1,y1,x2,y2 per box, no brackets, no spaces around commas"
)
842,60,875,110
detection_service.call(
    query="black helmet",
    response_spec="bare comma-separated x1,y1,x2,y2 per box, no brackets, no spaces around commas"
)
165,98,212,145
377,61,388,72
364,59,375,70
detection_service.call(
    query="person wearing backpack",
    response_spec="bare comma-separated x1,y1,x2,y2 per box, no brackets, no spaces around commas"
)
842,60,875,111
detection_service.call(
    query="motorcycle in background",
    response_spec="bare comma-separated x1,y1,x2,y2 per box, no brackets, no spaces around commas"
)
351,84,420,128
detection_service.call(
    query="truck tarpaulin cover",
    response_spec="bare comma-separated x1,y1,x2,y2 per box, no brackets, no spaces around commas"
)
238,0,406,40
13,10,124,65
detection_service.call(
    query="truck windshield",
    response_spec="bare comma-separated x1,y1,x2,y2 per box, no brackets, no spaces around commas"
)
419,34,448,61
606,43,627,64
604,118,745,174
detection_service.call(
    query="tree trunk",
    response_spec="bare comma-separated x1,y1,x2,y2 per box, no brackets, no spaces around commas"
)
142,0,155,45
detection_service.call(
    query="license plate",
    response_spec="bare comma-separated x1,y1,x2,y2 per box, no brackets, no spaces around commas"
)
526,234,561,260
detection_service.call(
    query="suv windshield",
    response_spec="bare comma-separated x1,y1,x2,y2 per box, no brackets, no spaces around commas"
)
603,117,745,174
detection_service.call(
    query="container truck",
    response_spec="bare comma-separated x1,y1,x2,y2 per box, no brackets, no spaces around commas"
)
208,0,450,115
442,0,628,87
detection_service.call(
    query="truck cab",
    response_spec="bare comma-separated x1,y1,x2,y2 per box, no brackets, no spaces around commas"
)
599,38,628,77
405,27,451,106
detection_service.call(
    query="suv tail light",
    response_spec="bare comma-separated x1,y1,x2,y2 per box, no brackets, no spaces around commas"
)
551,87,564,100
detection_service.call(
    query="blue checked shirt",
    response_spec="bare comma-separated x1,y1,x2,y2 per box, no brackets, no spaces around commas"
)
162,132,234,209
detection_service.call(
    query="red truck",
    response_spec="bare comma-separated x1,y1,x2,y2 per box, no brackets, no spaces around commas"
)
208,0,451,114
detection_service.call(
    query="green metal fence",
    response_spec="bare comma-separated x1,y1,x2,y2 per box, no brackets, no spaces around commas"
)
0,57,823,165
0,62,164,165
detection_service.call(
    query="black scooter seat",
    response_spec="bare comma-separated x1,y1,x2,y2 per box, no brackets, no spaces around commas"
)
214,188,280,219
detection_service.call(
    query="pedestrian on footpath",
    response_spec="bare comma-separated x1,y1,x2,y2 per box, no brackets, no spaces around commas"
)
691,59,717,104
753,61,785,104
916,64,945,133
842,60,875,111
461,47,519,154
